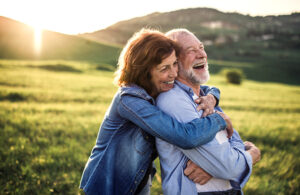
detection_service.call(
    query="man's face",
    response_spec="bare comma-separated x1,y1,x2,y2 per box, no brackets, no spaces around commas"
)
178,34,210,85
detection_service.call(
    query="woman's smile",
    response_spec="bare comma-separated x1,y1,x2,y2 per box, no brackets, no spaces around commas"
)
150,50,178,96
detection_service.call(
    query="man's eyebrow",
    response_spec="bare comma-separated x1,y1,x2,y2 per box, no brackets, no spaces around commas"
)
185,46,194,50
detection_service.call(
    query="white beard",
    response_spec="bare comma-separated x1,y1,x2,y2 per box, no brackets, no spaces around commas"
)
179,63,210,85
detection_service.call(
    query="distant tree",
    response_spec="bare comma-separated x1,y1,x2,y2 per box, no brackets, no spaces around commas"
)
222,68,245,84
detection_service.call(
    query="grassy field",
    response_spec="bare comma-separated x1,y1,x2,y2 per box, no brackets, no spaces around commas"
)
0,59,299,194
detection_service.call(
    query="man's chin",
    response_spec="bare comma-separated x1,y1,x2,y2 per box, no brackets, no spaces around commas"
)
199,73,210,84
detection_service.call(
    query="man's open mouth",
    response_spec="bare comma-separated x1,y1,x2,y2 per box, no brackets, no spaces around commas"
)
193,63,205,69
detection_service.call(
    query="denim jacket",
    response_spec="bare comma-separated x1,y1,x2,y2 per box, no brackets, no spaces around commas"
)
80,85,226,195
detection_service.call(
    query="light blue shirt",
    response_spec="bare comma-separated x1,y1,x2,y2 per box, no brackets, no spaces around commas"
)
156,81,252,195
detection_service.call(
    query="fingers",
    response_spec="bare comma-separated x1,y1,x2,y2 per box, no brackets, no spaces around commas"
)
186,160,192,166
184,161,196,176
202,108,209,117
226,123,233,138
223,114,233,138
198,177,211,185
244,144,251,150
188,168,212,185
196,105,214,116
244,141,254,146
248,146,261,165
196,104,204,111
184,161,212,185
195,96,215,113
194,98,201,104
244,141,255,150
207,94,217,106
187,171,198,181
216,111,234,138
193,178,201,184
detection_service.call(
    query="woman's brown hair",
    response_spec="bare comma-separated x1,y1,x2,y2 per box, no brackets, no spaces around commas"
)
114,29,180,95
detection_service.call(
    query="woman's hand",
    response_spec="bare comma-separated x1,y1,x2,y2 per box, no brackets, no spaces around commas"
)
244,141,261,165
215,111,234,138
184,160,212,185
195,94,216,117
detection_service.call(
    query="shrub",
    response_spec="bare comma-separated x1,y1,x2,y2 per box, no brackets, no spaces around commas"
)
222,68,244,84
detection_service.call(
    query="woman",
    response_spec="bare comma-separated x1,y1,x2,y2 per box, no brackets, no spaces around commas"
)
79,29,229,195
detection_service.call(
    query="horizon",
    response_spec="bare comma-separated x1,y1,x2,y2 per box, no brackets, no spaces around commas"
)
1,0,300,35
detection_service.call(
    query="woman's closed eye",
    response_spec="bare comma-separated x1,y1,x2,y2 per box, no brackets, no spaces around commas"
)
160,66,169,72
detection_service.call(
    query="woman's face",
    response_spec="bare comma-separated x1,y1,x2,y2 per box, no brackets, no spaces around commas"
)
150,50,178,97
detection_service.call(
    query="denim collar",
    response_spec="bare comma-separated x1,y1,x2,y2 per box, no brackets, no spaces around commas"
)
120,84,154,104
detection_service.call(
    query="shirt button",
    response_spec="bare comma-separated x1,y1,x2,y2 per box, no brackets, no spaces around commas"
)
141,170,144,172
134,180,137,184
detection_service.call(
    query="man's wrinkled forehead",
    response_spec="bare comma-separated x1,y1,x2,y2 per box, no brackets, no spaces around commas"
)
179,34,203,49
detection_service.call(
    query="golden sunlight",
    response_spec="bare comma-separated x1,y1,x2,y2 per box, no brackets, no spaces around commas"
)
34,27,42,56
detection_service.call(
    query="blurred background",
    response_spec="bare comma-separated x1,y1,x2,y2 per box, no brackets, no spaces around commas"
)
0,0,299,194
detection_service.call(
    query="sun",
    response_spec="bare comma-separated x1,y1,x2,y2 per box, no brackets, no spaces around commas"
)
33,26,43,56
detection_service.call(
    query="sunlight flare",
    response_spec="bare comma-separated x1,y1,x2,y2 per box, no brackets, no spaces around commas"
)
34,27,42,56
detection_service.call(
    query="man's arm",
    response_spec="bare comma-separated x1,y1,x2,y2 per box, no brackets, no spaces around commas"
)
156,90,251,186
180,130,252,186
185,137,261,186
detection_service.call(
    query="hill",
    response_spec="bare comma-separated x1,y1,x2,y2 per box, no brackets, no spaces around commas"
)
1,9,300,85
80,8,300,47
80,8,300,85
0,16,120,66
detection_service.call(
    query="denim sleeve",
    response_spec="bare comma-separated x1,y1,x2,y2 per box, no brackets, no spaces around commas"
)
201,85,220,106
179,130,253,186
118,95,226,149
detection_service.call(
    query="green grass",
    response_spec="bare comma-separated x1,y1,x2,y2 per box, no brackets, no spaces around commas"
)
0,60,299,194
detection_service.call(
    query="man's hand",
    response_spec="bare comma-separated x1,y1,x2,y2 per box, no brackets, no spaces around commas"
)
184,160,212,185
244,141,261,165
215,111,233,138
195,94,216,117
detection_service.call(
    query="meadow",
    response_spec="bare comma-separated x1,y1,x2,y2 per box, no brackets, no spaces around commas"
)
0,59,299,195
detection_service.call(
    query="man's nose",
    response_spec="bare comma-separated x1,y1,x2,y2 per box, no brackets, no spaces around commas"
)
196,50,207,59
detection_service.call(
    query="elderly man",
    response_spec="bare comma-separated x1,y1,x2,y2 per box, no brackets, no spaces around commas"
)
156,29,261,195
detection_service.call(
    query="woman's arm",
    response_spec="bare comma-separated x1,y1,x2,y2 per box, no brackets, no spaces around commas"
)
118,95,227,149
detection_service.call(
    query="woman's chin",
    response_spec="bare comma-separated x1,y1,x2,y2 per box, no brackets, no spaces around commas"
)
160,84,174,93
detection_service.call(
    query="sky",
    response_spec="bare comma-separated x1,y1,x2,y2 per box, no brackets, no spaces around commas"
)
1,0,300,34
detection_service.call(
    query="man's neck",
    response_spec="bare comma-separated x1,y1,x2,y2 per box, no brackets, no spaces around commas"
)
177,77,201,96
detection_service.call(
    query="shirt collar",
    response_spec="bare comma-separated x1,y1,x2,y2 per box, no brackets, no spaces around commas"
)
175,80,204,97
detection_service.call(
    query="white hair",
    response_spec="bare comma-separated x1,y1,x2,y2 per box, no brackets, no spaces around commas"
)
166,29,210,85
165,28,199,44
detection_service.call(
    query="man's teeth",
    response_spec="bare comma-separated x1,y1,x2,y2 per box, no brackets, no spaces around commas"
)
193,63,206,69
164,81,174,84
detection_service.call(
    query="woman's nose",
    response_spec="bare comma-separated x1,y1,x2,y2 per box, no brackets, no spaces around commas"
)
170,66,178,78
